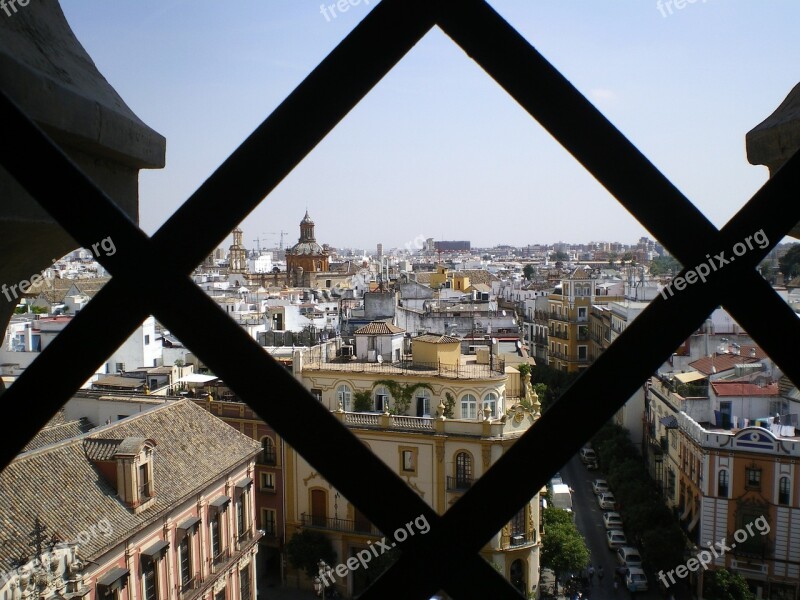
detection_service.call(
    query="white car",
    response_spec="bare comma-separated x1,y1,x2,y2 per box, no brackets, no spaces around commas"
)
616,546,643,568
597,492,616,510
606,529,627,550
624,567,649,592
579,447,597,464
602,511,623,529
592,479,610,495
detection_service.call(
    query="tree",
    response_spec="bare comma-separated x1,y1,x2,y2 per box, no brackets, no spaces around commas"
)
373,380,433,415
550,251,569,262
285,529,337,579
649,255,682,276
542,517,589,585
703,568,755,600
523,264,535,280
353,390,373,412
779,244,800,279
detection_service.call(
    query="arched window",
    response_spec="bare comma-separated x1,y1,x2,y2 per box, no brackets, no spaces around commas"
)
261,436,276,465
374,386,389,412
483,392,498,418
460,394,477,419
416,388,431,417
455,452,473,489
717,469,728,497
779,476,791,505
337,384,352,411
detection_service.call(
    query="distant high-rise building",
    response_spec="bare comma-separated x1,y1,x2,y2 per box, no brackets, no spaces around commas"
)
434,240,471,252
377,243,383,257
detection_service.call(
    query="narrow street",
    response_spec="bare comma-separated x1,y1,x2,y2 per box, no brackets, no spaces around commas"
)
560,454,664,600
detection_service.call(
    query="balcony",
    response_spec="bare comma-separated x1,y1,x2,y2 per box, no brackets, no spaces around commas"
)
304,358,506,379
550,330,568,340
548,350,590,363
446,476,473,492
300,513,382,536
510,532,531,547
258,450,277,466
549,312,570,323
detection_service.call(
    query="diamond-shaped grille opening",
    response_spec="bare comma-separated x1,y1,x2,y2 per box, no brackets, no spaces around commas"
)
3,1,800,598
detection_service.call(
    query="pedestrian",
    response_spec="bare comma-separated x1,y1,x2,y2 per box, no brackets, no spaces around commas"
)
597,565,604,584
588,565,594,584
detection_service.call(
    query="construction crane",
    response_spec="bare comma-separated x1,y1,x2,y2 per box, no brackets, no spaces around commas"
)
261,231,288,250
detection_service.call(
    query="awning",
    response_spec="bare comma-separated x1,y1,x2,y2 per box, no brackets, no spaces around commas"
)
209,495,230,512
141,540,170,561
97,567,129,590
178,516,201,532
674,371,707,384
176,374,218,384
660,415,679,429
235,477,253,492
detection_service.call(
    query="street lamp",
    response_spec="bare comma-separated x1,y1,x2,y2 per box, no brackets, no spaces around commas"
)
313,560,334,598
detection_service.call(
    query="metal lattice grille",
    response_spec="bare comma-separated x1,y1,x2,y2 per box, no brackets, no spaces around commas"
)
2,1,800,598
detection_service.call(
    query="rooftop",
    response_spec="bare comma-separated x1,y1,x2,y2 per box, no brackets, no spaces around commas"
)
2,401,259,567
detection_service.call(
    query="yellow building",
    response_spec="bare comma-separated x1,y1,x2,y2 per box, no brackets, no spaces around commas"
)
547,268,623,372
285,337,541,596
285,211,330,285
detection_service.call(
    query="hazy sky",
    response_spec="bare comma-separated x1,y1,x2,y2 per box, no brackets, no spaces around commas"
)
60,1,800,251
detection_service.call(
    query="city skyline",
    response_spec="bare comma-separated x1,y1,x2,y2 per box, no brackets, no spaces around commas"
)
59,1,800,249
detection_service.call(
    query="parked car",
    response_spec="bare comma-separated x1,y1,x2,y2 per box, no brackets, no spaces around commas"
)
616,546,643,568
606,529,627,550
624,567,649,592
586,458,599,470
602,511,623,529
579,447,597,464
551,472,563,485
592,479,610,495
597,492,617,510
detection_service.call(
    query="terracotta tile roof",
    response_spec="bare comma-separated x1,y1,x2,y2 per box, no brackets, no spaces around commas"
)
29,277,111,302
710,382,780,397
22,417,94,453
354,322,405,335
1,401,260,566
688,349,764,376
414,334,461,344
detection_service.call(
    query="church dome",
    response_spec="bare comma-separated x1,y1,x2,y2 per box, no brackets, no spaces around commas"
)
289,241,325,256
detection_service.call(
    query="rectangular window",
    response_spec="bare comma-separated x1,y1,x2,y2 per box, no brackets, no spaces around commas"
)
144,334,150,345
368,336,377,350
240,565,251,600
578,307,587,319
261,509,276,536
179,536,192,588
260,472,275,491
399,447,418,475
577,346,587,360
143,561,157,600
746,467,761,491
211,515,223,563
237,498,245,539
311,389,322,402
139,464,151,499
